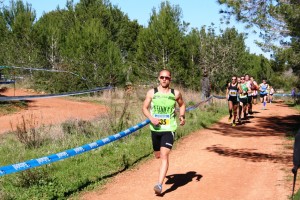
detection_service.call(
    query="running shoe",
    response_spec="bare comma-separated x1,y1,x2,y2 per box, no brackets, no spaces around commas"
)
154,184,162,195
232,122,236,127
237,118,242,124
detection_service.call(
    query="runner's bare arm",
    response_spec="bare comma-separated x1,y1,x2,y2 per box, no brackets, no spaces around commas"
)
226,83,230,99
142,89,160,126
258,84,262,91
175,90,185,126
238,84,242,94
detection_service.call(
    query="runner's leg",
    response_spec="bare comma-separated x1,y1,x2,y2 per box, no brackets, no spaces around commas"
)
158,147,171,185
228,100,233,121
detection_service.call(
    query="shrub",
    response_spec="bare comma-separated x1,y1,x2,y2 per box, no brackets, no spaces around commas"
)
12,115,50,149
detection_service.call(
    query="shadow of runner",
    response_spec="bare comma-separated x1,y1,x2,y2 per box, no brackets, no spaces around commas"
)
159,171,202,196
206,145,292,164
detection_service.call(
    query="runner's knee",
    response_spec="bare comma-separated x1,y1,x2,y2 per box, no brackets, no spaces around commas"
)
154,151,160,159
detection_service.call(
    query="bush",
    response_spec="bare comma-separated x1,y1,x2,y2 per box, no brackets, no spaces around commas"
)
12,115,50,149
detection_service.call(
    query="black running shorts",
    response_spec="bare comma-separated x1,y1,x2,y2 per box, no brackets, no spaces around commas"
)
228,96,238,105
239,98,247,105
247,96,252,104
260,93,268,98
151,131,175,151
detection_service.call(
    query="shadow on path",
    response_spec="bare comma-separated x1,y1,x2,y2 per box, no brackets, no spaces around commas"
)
206,145,292,164
207,104,300,138
159,171,202,196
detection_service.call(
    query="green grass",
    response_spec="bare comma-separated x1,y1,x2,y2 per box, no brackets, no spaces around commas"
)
0,101,28,116
0,99,227,199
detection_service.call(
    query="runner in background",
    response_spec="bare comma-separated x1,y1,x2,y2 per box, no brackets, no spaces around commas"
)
201,70,211,102
226,75,239,127
245,74,253,115
237,77,241,122
259,79,269,110
269,86,274,103
142,69,186,195
238,76,250,121
292,88,296,104
250,76,258,105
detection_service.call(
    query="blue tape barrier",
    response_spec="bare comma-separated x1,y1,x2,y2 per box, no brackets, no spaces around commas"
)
185,96,213,111
0,81,15,84
0,86,112,101
0,119,150,176
213,95,227,99
273,93,300,97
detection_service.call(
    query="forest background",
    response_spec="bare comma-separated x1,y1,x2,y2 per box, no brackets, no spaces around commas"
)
0,0,299,93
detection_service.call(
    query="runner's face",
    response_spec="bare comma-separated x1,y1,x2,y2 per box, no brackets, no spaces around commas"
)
241,77,245,83
159,71,171,88
231,77,237,84
245,75,249,81
237,78,241,83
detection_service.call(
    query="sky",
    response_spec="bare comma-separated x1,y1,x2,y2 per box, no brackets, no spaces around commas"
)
2,0,270,58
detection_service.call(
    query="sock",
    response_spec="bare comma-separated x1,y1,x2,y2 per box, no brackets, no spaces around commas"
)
263,102,266,107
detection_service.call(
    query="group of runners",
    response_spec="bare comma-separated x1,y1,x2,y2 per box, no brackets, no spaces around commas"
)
226,74,274,127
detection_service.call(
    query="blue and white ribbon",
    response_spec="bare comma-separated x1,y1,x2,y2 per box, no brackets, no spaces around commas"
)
0,86,112,101
0,119,150,176
0,81,15,84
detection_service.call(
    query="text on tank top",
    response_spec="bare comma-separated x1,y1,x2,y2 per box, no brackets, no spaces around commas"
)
239,83,248,98
228,83,238,97
150,88,177,132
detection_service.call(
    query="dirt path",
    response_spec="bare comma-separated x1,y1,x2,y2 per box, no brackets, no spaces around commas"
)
0,88,107,134
80,102,300,200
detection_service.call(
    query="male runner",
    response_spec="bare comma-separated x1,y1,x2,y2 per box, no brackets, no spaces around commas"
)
269,86,274,103
226,75,239,127
142,69,186,195
238,76,251,120
236,77,241,122
259,79,269,110
250,76,258,105
245,74,253,115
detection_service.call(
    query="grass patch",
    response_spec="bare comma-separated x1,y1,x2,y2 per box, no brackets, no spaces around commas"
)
0,88,227,199
0,101,28,116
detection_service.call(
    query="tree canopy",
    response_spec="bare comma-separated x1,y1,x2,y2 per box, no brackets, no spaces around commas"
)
0,0,297,93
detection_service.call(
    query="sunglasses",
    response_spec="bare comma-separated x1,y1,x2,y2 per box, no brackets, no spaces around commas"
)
159,76,171,80
241,78,245,80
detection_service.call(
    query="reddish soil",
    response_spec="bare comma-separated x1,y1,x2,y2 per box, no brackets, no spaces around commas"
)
80,102,300,200
0,88,107,134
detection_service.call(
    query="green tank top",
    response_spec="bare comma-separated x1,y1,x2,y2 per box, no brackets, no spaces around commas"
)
239,83,248,99
150,88,177,132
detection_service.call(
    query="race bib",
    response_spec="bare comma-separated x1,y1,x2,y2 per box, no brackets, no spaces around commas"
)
229,90,237,96
240,94,246,98
154,114,171,128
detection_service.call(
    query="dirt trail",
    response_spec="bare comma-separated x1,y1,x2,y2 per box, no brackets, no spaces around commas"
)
0,88,107,134
81,102,300,200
